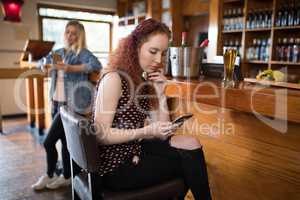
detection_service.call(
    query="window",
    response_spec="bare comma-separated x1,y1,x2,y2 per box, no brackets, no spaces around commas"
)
38,5,114,66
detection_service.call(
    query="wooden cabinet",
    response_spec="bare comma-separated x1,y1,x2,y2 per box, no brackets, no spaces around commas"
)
218,0,300,80
116,0,209,47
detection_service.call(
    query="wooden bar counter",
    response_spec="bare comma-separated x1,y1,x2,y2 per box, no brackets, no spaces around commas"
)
165,78,300,200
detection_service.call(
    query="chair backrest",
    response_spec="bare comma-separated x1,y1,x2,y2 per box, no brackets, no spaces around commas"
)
60,106,100,172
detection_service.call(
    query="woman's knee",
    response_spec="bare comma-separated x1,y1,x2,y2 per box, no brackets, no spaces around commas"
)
170,135,202,150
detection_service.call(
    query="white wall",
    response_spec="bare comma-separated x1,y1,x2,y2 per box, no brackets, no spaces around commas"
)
0,0,116,115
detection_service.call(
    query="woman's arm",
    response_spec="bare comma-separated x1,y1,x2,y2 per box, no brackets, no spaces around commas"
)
54,49,102,73
94,72,177,145
147,71,171,123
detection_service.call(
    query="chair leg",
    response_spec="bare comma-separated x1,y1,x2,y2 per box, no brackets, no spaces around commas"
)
74,191,81,200
70,158,78,200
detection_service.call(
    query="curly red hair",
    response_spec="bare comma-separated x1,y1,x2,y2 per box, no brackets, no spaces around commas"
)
107,18,171,86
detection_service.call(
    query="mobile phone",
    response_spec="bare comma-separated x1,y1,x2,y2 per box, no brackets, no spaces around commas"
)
53,53,62,64
172,113,193,125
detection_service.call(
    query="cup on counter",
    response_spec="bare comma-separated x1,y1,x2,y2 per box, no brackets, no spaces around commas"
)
223,49,237,87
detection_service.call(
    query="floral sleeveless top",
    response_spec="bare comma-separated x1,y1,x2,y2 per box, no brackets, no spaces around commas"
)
94,73,150,176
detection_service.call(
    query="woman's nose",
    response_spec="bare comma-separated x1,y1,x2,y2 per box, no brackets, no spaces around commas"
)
154,54,162,63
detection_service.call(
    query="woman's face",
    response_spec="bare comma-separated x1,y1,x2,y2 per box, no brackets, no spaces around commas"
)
138,33,169,73
64,25,78,47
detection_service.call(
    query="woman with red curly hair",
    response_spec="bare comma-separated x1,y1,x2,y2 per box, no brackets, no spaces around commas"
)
93,18,212,200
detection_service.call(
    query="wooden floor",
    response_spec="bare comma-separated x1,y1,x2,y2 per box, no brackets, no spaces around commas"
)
0,117,71,200
0,117,195,200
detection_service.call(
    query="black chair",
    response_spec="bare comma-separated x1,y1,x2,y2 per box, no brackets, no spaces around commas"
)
60,106,186,200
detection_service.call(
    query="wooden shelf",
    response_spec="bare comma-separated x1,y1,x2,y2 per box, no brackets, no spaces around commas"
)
273,26,300,30
118,14,146,26
245,60,269,64
245,28,271,32
223,0,242,3
222,30,243,33
271,61,300,66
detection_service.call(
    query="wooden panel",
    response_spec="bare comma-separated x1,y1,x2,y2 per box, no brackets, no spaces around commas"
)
33,77,45,131
165,79,300,123
146,0,162,20
181,0,209,16
185,14,209,47
26,78,35,127
0,68,44,79
170,0,183,46
169,98,300,200
207,0,221,62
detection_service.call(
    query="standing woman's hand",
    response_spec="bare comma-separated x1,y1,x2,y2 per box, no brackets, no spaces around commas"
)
147,70,167,96
53,61,70,72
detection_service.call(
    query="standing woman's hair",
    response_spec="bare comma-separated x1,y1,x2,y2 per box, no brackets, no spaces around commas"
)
107,18,171,86
65,20,87,54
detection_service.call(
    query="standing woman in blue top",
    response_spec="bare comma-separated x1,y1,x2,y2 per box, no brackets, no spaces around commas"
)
32,20,102,190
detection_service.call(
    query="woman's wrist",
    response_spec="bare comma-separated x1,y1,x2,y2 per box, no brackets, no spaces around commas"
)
64,64,70,72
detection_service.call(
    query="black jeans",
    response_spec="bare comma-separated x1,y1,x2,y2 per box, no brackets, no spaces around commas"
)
100,139,212,200
44,101,71,178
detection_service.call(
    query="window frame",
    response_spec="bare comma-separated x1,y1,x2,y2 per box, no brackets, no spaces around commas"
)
37,3,114,53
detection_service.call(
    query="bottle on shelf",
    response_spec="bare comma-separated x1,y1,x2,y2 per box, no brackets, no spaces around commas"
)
223,9,229,31
255,38,261,60
288,3,294,26
232,8,237,30
237,7,244,30
181,32,188,47
294,2,300,26
275,5,283,27
281,4,288,27
282,38,288,61
287,38,294,62
228,8,233,30
267,9,272,28
260,39,266,61
265,38,271,62
247,9,253,29
292,38,299,63
200,39,209,48
275,38,282,61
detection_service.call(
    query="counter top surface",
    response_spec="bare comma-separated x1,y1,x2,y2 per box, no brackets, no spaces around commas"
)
165,77,300,123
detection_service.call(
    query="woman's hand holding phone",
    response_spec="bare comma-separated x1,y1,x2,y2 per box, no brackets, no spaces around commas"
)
145,121,179,140
172,113,193,127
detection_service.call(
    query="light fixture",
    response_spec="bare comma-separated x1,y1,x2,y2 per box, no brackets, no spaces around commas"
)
1,0,24,22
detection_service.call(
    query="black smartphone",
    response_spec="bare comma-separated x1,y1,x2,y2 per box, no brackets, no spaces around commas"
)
172,113,193,125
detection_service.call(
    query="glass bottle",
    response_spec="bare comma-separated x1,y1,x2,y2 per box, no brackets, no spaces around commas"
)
282,38,288,61
181,32,187,47
247,9,253,29
260,39,266,61
255,38,261,60
276,38,282,61
294,2,300,26
292,38,299,63
288,3,294,26
258,9,264,28
237,7,243,30
232,8,237,30
223,39,228,54
267,9,272,28
265,38,271,62
276,6,282,27
281,5,288,26
228,8,232,30
223,9,228,31
252,10,258,29
287,38,294,62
